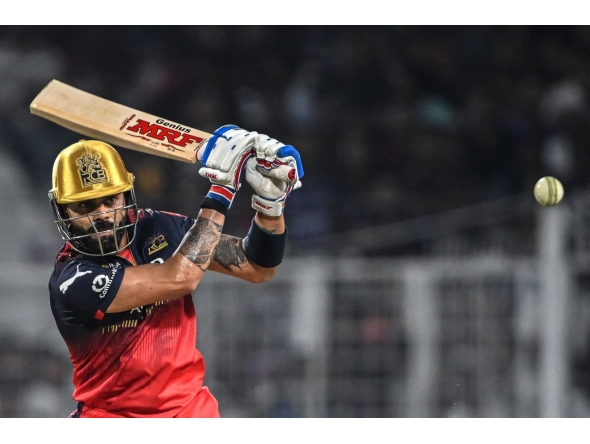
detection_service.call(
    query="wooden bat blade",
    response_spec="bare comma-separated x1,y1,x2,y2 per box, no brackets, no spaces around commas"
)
30,79,211,163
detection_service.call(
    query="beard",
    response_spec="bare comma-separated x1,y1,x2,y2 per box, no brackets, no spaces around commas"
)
70,218,126,255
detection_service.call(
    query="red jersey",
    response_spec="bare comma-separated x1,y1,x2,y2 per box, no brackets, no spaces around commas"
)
48,209,219,417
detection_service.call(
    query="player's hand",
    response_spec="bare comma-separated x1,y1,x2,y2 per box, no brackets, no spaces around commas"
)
197,125,257,209
253,134,304,185
245,156,302,217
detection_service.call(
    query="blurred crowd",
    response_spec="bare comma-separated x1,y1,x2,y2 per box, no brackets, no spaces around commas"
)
2,26,590,257
0,333,72,417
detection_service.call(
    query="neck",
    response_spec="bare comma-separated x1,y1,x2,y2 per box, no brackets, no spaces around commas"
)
118,230,129,250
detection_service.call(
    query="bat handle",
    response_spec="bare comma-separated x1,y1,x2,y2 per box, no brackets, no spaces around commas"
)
196,143,206,162
257,164,297,185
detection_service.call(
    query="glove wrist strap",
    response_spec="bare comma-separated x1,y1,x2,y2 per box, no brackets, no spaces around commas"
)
201,184,236,214
200,196,228,215
251,194,284,217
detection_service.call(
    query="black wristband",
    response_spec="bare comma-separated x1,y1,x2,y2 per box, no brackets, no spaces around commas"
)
244,219,287,268
200,196,227,215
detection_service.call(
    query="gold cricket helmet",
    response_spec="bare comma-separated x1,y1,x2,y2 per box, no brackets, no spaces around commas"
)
50,140,134,204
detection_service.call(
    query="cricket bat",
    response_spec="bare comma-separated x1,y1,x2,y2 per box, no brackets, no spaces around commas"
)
30,79,297,183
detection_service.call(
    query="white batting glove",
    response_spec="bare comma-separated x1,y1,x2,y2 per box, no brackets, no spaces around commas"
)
253,134,304,185
198,125,257,209
245,157,302,217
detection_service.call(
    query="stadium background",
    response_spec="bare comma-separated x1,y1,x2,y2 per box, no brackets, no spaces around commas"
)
1,25,590,417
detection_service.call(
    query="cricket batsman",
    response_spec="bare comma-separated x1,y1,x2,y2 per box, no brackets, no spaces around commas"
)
47,125,304,417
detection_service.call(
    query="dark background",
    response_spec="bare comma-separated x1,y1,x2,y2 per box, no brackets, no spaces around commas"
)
4,26,590,257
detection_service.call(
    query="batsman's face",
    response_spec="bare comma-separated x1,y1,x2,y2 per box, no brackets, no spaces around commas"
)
66,193,128,252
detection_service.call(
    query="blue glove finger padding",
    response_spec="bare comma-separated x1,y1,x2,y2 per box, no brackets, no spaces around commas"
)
276,145,304,179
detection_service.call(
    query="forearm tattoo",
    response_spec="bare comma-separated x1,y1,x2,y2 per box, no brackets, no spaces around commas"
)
213,235,248,271
179,217,223,270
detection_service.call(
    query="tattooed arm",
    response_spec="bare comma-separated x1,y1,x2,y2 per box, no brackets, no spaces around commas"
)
179,213,225,272
208,212,285,283
107,209,225,313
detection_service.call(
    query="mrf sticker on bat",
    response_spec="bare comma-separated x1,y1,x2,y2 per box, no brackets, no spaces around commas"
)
123,116,206,152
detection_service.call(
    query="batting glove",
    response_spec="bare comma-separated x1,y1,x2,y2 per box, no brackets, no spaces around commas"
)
245,145,303,217
253,134,304,184
198,125,257,209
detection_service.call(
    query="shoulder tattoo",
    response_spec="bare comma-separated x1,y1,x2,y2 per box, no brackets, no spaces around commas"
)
179,217,223,270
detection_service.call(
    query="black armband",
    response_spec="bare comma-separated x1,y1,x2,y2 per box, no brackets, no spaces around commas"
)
244,219,287,268
200,196,227,215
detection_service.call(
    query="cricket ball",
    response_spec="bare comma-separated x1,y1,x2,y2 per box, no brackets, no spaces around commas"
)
534,176,564,206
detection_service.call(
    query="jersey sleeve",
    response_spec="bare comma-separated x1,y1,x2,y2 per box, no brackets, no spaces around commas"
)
49,260,125,326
